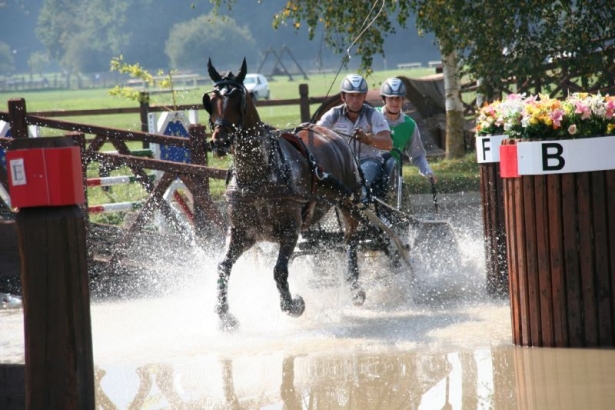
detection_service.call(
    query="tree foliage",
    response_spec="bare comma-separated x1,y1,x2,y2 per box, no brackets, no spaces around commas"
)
0,42,15,74
165,12,257,71
412,0,615,97
36,0,131,72
254,0,615,97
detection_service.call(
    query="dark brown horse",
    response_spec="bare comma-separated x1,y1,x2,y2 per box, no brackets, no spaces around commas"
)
202,58,367,330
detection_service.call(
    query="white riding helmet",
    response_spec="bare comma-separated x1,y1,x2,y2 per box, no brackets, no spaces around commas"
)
380,78,406,97
340,74,368,94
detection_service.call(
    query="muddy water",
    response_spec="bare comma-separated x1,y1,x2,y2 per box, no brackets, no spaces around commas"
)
2,199,615,409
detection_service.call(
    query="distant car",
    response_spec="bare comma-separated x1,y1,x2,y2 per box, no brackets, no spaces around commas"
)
243,73,270,101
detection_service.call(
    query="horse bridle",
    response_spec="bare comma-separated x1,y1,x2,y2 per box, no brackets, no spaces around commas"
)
209,78,247,138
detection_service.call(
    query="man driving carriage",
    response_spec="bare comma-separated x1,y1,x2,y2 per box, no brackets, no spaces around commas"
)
377,77,436,193
316,74,392,203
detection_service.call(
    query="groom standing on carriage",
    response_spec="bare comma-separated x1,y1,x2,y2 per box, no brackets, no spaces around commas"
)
316,74,392,203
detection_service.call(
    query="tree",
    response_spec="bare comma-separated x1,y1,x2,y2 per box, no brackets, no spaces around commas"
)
165,12,257,71
0,42,15,75
213,0,615,159
213,0,468,158
36,0,131,73
28,51,50,77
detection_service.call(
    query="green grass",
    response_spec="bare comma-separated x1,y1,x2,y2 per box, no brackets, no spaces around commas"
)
1,67,439,128
404,153,480,194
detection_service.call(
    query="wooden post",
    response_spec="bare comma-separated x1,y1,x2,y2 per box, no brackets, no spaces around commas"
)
479,162,508,297
8,99,28,139
139,92,150,149
188,124,225,238
476,135,509,297
8,135,95,409
299,84,310,123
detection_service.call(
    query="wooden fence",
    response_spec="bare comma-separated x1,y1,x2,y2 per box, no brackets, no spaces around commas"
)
1,97,232,275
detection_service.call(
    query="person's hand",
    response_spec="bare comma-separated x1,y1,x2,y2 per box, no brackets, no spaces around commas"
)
353,129,372,145
428,174,438,184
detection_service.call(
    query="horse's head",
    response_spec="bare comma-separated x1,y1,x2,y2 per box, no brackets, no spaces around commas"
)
202,58,248,157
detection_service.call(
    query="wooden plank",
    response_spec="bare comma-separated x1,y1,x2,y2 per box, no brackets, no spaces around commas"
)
522,175,541,346
495,162,509,295
503,176,520,343
534,174,554,346
17,206,95,409
561,173,583,346
547,173,568,347
516,176,531,344
481,164,497,293
607,170,615,345
576,172,598,346
0,221,20,293
590,171,613,346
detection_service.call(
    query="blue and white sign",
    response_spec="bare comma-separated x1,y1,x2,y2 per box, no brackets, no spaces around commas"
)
154,111,192,163
476,135,507,163
515,135,615,175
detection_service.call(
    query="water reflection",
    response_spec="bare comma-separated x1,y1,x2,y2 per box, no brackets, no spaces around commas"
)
90,347,615,409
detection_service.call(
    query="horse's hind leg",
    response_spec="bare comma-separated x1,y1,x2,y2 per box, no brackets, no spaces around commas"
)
274,239,305,317
346,239,366,306
216,228,254,330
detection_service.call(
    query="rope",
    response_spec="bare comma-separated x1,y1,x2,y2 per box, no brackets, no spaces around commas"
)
324,0,387,99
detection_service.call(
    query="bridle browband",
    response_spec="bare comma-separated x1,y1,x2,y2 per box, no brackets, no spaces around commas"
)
210,78,247,134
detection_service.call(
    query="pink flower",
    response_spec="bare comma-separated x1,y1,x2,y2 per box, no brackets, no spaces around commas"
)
550,108,564,128
574,101,591,119
568,124,578,135
605,99,615,120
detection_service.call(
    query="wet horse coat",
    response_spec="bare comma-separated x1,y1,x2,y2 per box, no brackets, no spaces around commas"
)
202,58,366,329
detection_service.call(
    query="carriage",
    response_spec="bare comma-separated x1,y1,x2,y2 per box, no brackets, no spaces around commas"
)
203,58,459,330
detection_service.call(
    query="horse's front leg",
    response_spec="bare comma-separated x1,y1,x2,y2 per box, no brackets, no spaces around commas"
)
216,227,254,330
346,238,366,306
274,236,305,317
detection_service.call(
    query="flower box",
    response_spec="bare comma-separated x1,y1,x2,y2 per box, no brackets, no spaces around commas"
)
477,93,615,347
499,137,615,348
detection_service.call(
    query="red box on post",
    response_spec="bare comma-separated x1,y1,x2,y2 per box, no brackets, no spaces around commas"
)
6,146,85,208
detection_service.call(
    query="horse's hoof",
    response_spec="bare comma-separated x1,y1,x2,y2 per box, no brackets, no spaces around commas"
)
289,296,305,317
282,295,306,318
218,312,239,332
352,288,366,306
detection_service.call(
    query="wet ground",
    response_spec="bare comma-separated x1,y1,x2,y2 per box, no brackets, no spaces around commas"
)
2,195,615,409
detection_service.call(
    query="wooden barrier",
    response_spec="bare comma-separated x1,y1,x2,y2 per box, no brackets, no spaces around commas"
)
9,134,95,408
479,162,508,297
502,139,615,347
397,62,422,69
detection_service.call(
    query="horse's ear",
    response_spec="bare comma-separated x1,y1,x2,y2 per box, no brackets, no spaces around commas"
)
202,92,212,114
207,58,222,83
237,58,247,83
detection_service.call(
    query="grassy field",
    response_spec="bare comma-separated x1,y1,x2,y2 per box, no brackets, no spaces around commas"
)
1,67,479,224
0,67,440,128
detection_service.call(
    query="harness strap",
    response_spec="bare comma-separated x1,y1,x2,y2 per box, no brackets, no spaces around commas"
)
280,127,361,203
279,130,325,194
